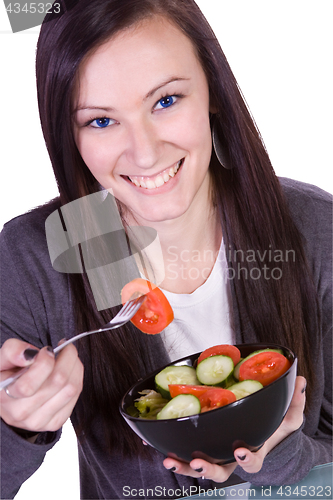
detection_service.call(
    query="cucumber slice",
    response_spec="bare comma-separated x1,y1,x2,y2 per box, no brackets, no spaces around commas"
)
156,394,201,420
233,359,243,381
228,380,263,400
233,348,284,380
196,355,234,387
155,365,199,399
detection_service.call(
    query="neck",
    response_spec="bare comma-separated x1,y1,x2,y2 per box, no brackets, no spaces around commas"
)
122,178,222,293
160,208,222,293
131,201,222,293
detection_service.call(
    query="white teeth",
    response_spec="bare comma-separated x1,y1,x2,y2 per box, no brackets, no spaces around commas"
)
145,179,156,189
163,171,170,182
155,175,165,188
128,159,183,189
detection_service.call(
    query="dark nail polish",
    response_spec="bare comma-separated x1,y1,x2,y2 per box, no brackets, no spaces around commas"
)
46,346,54,355
23,348,38,361
195,467,203,473
301,381,307,394
237,455,247,461
169,467,176,472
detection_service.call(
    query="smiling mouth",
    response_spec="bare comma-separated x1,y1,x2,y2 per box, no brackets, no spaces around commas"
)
126,159,184,189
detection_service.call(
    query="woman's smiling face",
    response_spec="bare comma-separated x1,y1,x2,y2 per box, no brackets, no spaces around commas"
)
73,16,213,225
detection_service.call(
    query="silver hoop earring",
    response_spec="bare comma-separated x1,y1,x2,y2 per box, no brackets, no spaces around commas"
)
95,183,108,202
99,186,108,201
212,117,232,169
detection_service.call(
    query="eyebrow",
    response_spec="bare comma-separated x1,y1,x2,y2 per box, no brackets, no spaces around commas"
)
144,76,189,100
74,76,189,113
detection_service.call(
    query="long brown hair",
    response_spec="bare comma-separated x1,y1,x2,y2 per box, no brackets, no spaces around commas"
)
36,0,319,456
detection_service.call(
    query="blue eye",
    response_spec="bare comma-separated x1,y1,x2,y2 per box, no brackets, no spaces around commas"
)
155,95,176,110
90,117,114,128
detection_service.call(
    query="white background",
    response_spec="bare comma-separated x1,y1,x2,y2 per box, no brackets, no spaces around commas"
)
0,1,332,499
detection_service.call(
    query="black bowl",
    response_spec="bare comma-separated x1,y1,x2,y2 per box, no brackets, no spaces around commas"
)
119,343,297,464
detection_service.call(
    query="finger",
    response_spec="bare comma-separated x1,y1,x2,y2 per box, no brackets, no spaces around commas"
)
289,376,306,410
42,362,84,432
1,346,55,399
163,458,203,478
24,354,84,432
163,458,237,482
44,397,80,432
0,338,40,371
234,447,265,474
2,350,83,432
233,375,308,473
37,343,81,399
189,459,237,482
280,375,306,434
18,343,81,407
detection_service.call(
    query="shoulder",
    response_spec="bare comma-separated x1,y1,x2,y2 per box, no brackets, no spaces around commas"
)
0,198,74,347
278,177,332,237
279,179,332,300
2,198,61,240
1,198,61,257
279,177,332,206
1,198,63,284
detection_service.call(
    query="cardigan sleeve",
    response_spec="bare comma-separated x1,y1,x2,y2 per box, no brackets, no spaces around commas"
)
0,208,67,499
0,422,61,499
232,179,333,486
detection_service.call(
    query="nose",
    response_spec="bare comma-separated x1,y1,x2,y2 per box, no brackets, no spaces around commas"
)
126,118,160,170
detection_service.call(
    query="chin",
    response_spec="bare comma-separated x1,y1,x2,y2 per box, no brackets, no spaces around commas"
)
131,202,188,225
140,209,184,224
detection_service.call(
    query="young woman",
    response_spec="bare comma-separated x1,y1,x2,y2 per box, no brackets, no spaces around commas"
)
1,0,331,498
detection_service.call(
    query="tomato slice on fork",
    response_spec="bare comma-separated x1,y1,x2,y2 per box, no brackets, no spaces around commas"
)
121,278,174,334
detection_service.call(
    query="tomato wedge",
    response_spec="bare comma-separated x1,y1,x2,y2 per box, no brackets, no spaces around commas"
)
199,388,236,412
197,344,241,366
168,384,212,399
121,278,174,334
168,385,236,412
239,351,291,386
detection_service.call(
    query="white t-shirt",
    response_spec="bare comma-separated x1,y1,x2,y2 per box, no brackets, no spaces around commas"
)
160,240,235,362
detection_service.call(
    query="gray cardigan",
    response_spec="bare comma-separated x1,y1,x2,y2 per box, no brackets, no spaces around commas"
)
1,178,332,499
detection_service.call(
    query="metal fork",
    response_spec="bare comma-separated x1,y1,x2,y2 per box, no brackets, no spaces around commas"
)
0,296,146,392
